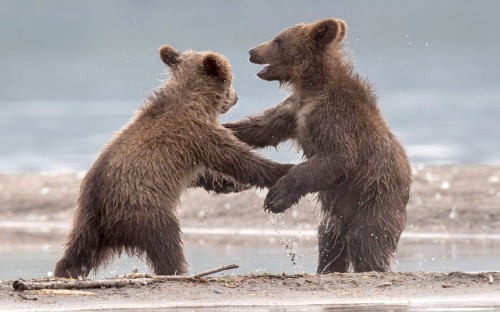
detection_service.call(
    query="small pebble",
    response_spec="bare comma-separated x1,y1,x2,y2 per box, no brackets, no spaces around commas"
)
377,282,393,287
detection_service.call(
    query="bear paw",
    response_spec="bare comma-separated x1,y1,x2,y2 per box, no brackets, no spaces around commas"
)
264,184,300,214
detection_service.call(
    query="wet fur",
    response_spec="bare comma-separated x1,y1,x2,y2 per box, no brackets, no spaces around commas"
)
225,18,411,273
54,46,292,278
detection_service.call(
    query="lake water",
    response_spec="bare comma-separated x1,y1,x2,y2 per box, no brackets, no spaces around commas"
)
1,89,500,173
2,235,500,281
1,1,500,172
3,88,500,173
2,235,500,311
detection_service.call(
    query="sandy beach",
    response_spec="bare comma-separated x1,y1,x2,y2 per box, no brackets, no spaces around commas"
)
1,165,499,237
1,165,500,310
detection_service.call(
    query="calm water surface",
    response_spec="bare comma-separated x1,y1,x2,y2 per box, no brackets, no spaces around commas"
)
2,238,500,311
2,89,500,173
1,238,499,281
1,1,500,172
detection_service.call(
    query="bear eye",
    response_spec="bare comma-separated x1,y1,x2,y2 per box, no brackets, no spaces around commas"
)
273,38,283,47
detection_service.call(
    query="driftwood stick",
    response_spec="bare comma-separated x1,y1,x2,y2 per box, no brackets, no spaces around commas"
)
13,278,151,291
13,264,239,291
192,264,239,278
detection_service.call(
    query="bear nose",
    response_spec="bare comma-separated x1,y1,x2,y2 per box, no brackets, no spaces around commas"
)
248,48,255,56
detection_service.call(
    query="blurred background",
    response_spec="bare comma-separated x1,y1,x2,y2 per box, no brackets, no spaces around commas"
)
1,0,499,172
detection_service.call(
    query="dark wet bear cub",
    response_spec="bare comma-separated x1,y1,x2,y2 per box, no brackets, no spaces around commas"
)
54,46,293,278
225,18,412,273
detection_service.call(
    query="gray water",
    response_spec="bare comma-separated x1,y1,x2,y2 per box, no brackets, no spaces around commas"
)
1,1,500,172
2,238,500,281
0,237,500,312
2,237,500,311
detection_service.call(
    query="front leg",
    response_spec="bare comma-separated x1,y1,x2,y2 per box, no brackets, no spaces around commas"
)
200,128,293,189
264,177,302,213
264,156,343,213
224,98,296,148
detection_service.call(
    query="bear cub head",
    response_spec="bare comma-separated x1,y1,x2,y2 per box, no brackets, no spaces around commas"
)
249,18,346,83
159,45,238,114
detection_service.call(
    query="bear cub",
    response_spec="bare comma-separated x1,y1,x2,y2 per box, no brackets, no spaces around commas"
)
54,46,292,278
225,18,412,273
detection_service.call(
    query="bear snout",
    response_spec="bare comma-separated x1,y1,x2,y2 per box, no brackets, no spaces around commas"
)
248,48,267,64
249,54,266,65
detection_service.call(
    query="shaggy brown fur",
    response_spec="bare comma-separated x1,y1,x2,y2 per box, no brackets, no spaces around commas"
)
54,45,292,278
225,18,412,273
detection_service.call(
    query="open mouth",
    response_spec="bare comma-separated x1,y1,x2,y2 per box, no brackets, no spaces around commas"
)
249,55,273,80
257,65,271,78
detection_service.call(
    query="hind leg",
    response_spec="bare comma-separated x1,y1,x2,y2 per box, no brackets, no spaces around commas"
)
54,205,116,278
345,218,400,272
139,216,187,275
317,218,349,273
54,225,107,278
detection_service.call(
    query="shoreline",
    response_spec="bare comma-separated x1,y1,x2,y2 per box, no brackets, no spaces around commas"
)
2,272,500,311
1,165,500,309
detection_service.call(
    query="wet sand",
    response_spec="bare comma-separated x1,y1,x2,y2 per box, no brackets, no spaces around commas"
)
1,165,499,243
1,165,500,309
1,272,500,311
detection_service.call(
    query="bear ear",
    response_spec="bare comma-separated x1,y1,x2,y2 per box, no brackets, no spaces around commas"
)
336,19,347,42
159,45,181,68
202,53,230,82
311,18,346,48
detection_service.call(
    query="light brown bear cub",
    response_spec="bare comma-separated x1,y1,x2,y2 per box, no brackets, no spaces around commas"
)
225,18,412,273
54,46,292,278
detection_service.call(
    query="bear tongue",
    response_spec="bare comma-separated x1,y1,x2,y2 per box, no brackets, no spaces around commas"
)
257,65,270,77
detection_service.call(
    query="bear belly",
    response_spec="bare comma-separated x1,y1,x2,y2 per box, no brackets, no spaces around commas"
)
318,177,360,217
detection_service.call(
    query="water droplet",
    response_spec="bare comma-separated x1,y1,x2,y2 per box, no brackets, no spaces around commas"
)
449,208,457,219
425,172,438,182
487,175,499,183
441,181,450,189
